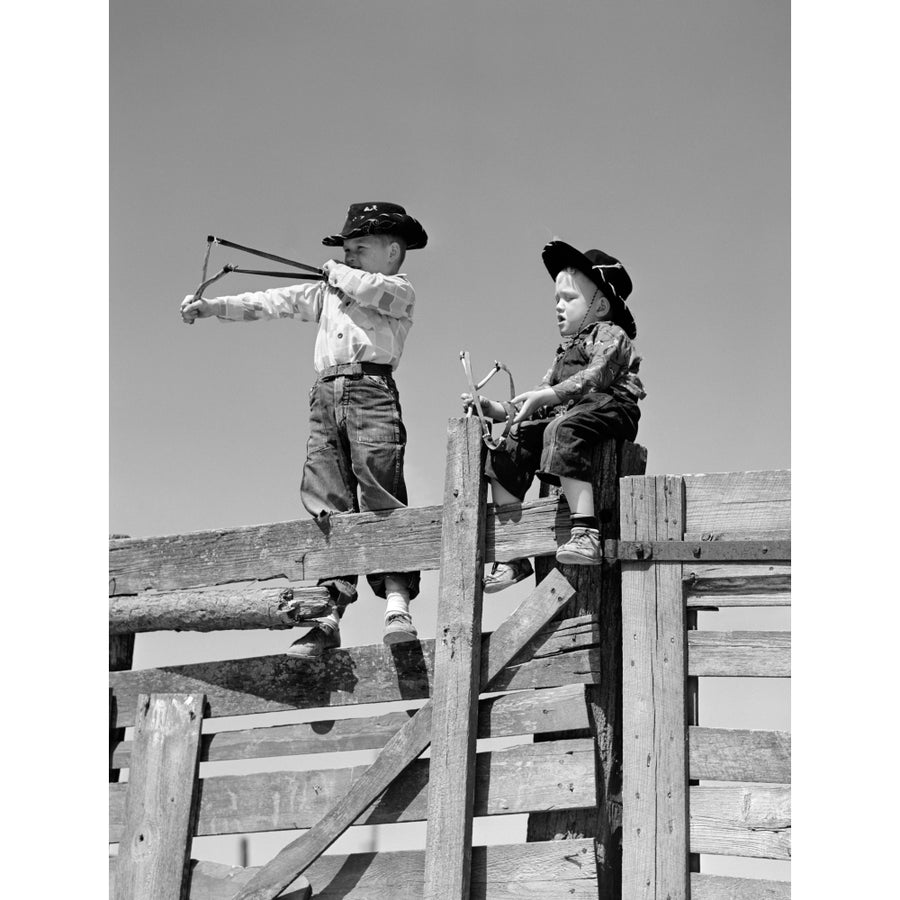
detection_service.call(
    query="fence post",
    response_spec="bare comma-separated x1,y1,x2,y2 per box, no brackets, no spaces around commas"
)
527,438,646,897
424,416,488,900
114,693,205,900
620,475,689,899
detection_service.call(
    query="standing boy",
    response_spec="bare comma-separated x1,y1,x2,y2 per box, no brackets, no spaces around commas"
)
462,239,645,591
181,202,427,655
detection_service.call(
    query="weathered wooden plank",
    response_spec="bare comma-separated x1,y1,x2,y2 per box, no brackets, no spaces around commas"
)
114,693,205,900
621,475,659,900
620,475,690,899
109,496,571,596
655,477,689,898
684,531,791,542
110,584,332,634
425,417,487,900
109,633,135,782
688,631,791,677
615,540,789,562
527,438,646,900
110,840,598,900
690,728,791,782
109,610,592,729
684,561,791,607
111,683,590,769
110,736,596,841
690,873,790,900
690,784,791,859
108,624,784,730
229,570,576,900
682,471,791,536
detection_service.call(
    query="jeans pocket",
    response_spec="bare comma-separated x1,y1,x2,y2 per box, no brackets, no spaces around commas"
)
353,378,403,446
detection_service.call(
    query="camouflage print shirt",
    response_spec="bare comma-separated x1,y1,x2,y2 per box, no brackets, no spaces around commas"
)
538,320,646,408
215,261,415,373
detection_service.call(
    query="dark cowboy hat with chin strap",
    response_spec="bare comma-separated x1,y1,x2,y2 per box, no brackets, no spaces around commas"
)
542,240,636,338
322,202,428,250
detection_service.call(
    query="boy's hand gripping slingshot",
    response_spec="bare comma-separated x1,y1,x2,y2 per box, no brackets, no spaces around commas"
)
459,351,517,449
182,235,326,324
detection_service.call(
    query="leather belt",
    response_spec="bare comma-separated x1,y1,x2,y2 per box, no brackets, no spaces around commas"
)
318,362,393,381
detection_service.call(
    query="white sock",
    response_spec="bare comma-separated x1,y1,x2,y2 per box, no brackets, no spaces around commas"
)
385,590,410,619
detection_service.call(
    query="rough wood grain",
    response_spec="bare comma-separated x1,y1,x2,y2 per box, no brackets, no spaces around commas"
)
113,693,204,900
425,417,487,900
110,736,595,841
690,873,790,899
109,633,135,782
684,561,791,607
229,569,575,900
109,497,570,596
620,474,690,900
615,540,789,562
655,477,690,898
110,608,589,729
690,784,791,859
111,683,590,769
108,624,783,731
688,631,791,677
682,471,791,536
110,584,332,633
525,438,646,900
110,840,598,899
689,728,791,782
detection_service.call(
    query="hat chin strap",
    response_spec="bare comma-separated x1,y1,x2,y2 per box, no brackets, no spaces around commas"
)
571,286,604,335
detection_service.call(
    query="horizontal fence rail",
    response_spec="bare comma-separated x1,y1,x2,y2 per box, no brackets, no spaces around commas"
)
111,682,590,769
109,471,790,598
110,839,601,900
109,624,789,729
110,736,596,840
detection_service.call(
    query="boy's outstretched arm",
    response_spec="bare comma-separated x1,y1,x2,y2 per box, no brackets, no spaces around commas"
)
180,282,324,325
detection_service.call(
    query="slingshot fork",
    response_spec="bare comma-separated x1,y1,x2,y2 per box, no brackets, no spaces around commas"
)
183,235,326,324
459,351,517,450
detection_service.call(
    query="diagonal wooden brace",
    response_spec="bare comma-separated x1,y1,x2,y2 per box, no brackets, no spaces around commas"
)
231,567,576,900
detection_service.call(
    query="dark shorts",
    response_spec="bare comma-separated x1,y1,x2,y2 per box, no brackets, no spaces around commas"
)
485,392,640,501
300,372,419,600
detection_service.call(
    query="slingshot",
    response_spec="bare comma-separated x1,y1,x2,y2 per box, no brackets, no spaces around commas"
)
459,351,518,449
184,235,326,323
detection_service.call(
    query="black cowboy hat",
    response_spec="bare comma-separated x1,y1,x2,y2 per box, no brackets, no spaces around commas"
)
542,240,636,338
322,202,428,250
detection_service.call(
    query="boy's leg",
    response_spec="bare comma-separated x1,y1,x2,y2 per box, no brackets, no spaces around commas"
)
480,426,544,593
539,394,639,565
381,573,418,645
556,475,603,565
290,377,361,659
300,377,361,518
344,375,421,639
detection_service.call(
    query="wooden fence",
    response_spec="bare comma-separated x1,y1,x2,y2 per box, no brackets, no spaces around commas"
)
109,418,789,898
620,472,791,900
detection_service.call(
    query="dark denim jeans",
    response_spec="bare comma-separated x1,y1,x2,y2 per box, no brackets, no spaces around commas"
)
301,372,420,600
485,392,640,501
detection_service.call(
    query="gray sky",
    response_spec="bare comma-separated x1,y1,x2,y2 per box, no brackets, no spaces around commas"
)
107,0,796,883
111,0,789,538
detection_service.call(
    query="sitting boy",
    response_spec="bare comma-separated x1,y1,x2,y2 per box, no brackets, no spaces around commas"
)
462,239,645,591
180,202,428,655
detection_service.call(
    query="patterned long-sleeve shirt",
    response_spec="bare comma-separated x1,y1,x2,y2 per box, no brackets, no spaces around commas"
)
215,261,415,372
539,320,646,407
